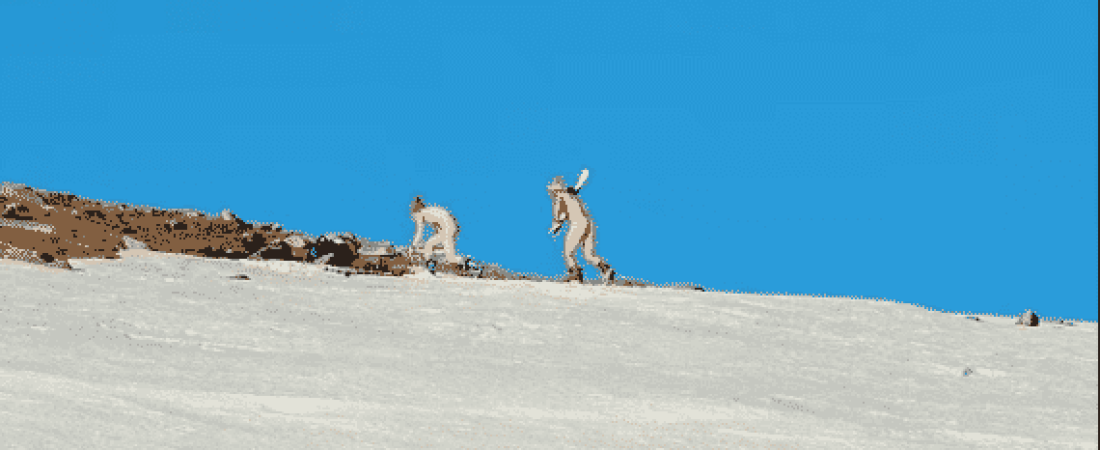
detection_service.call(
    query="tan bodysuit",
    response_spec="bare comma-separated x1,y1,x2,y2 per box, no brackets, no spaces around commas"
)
549,176,612,280
411,198,463,265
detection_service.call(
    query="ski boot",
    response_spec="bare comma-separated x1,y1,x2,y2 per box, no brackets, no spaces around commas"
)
426,255,450,276
443,259,479,278
597,262,616,285
562,266,584,284
408,251,436,275
457,255,479,276
462,258,482,278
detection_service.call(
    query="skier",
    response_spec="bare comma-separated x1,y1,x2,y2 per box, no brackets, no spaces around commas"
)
548,169,615,284
409,196,465,272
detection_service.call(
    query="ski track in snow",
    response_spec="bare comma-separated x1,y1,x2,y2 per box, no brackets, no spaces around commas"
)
1,250,1097,449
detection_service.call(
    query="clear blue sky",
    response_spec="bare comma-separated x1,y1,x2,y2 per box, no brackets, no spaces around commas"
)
2,1,1096,321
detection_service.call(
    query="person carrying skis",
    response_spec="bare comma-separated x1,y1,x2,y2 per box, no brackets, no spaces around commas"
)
409,196,465,270
548,169,615,284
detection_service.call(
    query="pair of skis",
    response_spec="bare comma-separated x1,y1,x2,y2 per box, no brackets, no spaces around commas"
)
569,168,589,194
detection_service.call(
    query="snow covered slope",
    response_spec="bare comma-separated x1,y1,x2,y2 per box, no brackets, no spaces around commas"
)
2,251,1096,449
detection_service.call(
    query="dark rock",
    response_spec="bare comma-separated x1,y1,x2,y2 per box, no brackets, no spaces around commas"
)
2,203,34,220
239,232,269,255
251,241,298,262
312,234,360,267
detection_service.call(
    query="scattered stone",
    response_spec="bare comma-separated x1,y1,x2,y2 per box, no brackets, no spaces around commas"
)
168,208,203,218
121,236,148,250
322,233,346,245
0,218,55,233
284,235,309,249
1015,310,1039,327
359,241,395,256
1,181,29,198
46,259,73,270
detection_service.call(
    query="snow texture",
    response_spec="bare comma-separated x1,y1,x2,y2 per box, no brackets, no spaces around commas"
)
1,251,1097,449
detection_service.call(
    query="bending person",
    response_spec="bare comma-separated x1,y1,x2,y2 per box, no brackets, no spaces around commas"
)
410,196,465,268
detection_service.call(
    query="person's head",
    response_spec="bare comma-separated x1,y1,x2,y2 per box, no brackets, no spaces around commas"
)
410,196,425,214
546,176,567,195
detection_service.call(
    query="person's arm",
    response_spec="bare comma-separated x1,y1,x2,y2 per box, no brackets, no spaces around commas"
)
550,198,566,234
412,214,425,248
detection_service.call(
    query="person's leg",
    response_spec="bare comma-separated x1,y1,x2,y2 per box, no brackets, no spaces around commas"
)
562,223,585,282
436,218,463,265
441,232,463,265
422,233,444,261
581,224,614,281
579,224,604,267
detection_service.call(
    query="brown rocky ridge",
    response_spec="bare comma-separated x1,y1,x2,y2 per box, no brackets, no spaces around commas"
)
0,182,655,286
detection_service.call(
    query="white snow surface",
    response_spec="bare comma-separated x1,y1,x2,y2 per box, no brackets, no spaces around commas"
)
1,250,1096,449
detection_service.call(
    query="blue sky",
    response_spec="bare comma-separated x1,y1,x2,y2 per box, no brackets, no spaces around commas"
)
2,1,1096,321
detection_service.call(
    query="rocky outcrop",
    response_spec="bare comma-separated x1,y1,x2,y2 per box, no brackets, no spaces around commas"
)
1,182,568,283
1016,310,1039,327
1,184,128,268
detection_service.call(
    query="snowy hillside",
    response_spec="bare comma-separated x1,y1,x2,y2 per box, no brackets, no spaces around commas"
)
2,251,1096,449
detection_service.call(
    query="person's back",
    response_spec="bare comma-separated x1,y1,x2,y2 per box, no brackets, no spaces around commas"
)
413,206,458,233
551,188,590,228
